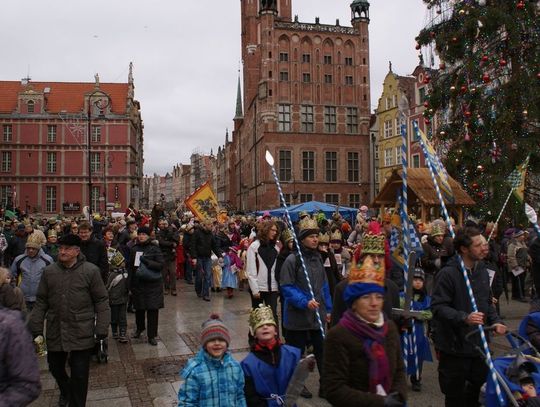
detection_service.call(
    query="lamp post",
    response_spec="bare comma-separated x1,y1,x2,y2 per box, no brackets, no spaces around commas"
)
86,90,110,216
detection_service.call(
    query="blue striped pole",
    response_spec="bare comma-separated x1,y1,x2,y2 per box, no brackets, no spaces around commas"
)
265,151,326,339
414,121,505,406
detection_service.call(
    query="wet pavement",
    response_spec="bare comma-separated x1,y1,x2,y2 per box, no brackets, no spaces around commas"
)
30,281,530,407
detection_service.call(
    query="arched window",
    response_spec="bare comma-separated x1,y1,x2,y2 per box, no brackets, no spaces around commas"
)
27,100,35,113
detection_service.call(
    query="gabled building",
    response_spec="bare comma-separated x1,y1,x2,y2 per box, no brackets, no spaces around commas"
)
0,65,143,215
226,0,373,211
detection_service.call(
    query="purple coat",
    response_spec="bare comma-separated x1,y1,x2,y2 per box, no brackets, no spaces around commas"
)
0,308,41,406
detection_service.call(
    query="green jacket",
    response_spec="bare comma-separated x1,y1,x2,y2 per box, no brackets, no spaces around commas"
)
29,254,110,352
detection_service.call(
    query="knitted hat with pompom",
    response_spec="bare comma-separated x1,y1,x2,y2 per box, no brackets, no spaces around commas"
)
200,313,230,347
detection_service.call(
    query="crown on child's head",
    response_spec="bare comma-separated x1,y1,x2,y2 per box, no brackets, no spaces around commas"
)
249,304,276,333
330,229,342,242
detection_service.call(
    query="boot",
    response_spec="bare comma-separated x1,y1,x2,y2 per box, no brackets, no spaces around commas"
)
111,324,119,340
131,329,144,339
118,329,128,343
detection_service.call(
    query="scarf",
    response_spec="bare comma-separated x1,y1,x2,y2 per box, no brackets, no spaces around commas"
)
339,309,391,394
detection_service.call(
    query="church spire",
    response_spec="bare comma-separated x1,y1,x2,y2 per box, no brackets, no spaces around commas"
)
234,70,243,119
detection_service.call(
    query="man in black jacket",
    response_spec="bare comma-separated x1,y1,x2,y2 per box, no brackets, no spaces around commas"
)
432,226,506,407
190,220,222,301
78,221,109,283
157,219,179,296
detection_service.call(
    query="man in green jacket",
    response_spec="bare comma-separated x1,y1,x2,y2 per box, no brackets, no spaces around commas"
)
29,233,110,407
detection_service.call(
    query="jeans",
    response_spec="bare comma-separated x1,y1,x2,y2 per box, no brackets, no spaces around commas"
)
161,260,176,291
110,303,127,334
195,257,212,298
438,352,487,407
184,258,193,283
47,348,93,407
135,309,159,339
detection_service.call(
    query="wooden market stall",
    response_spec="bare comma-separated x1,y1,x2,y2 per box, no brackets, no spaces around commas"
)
372,168,475,225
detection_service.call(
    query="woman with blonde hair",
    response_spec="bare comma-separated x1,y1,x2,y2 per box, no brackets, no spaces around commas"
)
0,267,25,311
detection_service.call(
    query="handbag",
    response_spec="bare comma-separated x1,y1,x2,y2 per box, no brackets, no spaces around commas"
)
136,262,161,282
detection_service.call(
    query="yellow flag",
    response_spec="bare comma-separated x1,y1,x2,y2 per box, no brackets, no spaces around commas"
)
184,182,220,220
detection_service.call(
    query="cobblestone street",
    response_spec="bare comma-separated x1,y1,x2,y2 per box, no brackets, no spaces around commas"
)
30,282,530,407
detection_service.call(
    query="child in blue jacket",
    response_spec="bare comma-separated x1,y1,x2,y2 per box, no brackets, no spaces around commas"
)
178,313,247,407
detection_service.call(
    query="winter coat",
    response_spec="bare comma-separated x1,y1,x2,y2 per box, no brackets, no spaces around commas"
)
43,242,59,262
421,236,452,276
508,239,530,270
28,254,110,352
0,307,41,407
0,284,24,311
190,228,222,259
128,240,165,311
157,227,178,261
246,240,280,294
10,249,53,302
322,319,407,407
178,349,247,407
279,246,332,331
106,267,129,305
431,256,502,357
80,236,109,282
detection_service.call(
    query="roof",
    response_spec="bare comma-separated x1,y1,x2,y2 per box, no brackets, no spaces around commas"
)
372,168,475,207
0,81,129,114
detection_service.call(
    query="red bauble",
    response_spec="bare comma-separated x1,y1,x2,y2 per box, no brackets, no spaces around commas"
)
499,59,507,66
481,55,489,62
477,192,484,199
464,111,472,118
452,37,458,42
415,43,421,50
464,133,471,141
430,31,436,38
424,118,431,125
460,85,468,93
537,72,540,79
423,101,429,108
423,76,431,84
517,1,525,9
472,183,479,190
439,62,446,70
482,74,491,83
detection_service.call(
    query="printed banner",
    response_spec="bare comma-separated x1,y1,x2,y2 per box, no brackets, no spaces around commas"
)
184,182,219,220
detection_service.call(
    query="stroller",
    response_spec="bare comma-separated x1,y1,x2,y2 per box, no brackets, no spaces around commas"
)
465,326,540,406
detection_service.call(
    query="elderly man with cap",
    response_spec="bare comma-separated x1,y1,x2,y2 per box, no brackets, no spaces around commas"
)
279,216,332,398
10,232,53,311
507,229,531,302
29,233,110,407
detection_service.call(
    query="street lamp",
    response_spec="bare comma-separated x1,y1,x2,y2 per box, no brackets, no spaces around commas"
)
87,90,111,215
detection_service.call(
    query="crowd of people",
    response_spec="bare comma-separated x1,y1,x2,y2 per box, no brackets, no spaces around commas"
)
1,201,540,406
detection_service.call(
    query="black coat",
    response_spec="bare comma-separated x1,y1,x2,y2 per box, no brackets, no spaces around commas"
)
80,237,109,282
128,240,165,311
431,256,502,357
157,227,178,261
190,228,221,259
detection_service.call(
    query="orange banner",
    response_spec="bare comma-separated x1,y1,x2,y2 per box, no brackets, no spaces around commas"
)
184,182,219,220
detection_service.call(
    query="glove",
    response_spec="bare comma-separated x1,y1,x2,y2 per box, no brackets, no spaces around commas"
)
384,392,405,407
96,334,108,341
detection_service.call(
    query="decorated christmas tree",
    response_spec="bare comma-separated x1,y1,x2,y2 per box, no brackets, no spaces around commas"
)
416,0,539,219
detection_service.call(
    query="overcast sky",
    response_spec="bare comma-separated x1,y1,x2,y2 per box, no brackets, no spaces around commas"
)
1,0,429,175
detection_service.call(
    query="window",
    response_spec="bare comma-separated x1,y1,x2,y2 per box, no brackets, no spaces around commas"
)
325,151,337,182
374,145,379,160
395,118,401,136
324,106,337,133
27,100,35,113
324,55,332,64
3,125,12,142
91,186,100,213
283,194,292,205
279,71,289,81
278,150,292,181
91,126,101,142
349,194,361,209
302,151,315,182
0,186,11,208
300,194,313,203
412,154,420,168
47,125,57,143
325,194,339,205
363,57,367,64
348,152,359,182
269,71,273,78
393,95,398,107
345,57,353,66
363,77,367,84
301,105,314,132
302,54,311,63
346,107,358,134
46,152,57,173
419,87,427,103
345,75,354,85
384,120,393,138
302,73,311,83
90,152,101,172
324,74,333,84
278,105,291,132
279,52,289,62
1,152,11,172
396,146,402,165
46,186,57,212
384,148,393,167
385,97,392,110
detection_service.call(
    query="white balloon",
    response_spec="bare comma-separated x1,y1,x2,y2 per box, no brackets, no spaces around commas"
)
525,203,538,224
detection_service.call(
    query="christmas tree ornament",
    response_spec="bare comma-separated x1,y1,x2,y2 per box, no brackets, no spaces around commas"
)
489,142,501,163
450,85,456,91
517,1,525,9
482,74,491,83
499,59,507,66
477,165,484,172
472,183,479,190
478,0,486,5
461,85,468,93
481,55,489,62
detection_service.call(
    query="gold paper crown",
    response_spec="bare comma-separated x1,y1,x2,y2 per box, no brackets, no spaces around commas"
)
430,223,445,237
318,232,330,244
47,229,57,238
330,229,343,242
281,228,294,243
361,232,386,255
349,255,385,287
249,304,276,333
298,216,318,232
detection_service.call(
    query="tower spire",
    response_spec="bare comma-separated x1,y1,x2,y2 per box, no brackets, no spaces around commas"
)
234,70,243,119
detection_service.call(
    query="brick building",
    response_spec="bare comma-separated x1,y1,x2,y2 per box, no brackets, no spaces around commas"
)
226,0,372,211
0,66,143,215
